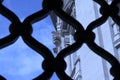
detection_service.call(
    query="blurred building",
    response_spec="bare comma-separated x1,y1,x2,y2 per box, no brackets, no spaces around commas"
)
51,0,120,80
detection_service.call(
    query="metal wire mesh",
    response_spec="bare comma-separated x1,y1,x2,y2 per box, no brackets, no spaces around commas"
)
0,0,120,80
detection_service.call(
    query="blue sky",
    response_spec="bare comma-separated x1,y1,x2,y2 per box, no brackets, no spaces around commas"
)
0,0,59,80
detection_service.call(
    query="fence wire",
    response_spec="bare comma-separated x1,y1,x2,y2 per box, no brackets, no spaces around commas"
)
0,0,120,80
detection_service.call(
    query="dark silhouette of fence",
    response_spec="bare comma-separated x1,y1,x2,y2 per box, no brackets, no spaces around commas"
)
0,0,120,80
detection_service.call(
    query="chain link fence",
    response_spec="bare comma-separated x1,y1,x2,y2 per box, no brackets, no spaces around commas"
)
0,0,120,80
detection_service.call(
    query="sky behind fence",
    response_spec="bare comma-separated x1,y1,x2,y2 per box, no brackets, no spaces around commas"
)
0,0,59,79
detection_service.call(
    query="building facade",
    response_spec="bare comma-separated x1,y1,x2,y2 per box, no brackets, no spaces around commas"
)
51,0,120,80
